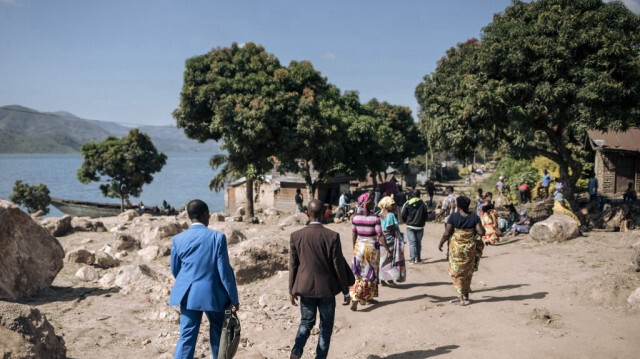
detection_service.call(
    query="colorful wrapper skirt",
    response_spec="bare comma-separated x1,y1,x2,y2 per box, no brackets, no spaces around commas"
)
379,234,406,282
350,238,380,302
553,200,581,225
448,228,482,297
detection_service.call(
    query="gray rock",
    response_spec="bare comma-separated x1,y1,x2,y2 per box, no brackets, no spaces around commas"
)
75,266,100,282
278,213,309,227
119,209,140,221
65,247,96,265
115,233,140,251
226,216,243,222
235,207,246,216
628,287,640,308
0,200,65,301
530,214,580,243
42,215,73,237
210,212,226,222
95,251,120,269
0,302,66,359
632,242,640,272
114,264,155,288
263,207,279,216
210,224,247,245
138,245,160,262
139,221,184,247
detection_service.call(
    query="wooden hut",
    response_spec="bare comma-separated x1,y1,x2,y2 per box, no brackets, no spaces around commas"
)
586,128,640,197
225,171,351,214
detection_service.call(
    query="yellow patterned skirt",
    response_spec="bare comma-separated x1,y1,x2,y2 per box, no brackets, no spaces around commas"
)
448,228,482,297
350,238,380,302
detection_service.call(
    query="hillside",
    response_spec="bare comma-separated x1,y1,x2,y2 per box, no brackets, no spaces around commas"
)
0,105,219,153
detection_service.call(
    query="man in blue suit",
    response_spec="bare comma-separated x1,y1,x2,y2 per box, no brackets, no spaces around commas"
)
170,199,239,359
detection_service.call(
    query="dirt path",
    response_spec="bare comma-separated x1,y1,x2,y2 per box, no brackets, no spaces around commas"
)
18,212,640,359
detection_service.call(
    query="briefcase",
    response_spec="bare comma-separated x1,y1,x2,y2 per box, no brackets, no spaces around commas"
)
218,306,241,359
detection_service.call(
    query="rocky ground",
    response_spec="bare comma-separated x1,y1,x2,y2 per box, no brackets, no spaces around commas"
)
2,203,638,359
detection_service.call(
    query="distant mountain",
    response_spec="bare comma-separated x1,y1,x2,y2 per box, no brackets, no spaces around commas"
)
0,105,220,153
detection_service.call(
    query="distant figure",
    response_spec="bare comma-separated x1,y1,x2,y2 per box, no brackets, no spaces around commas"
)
401,190,429,264
378,196,406,285
475,188,484,215
426,181,436,206
508,209,531,237
537,169,553,199
440,186,458,259
495,176,505,195
438,196,486,306
624,182,637,203
323,204,332,224
552,183,581,225
479,193,500,245
169,200,239,359
289,200,352,359
295,189,304,213
518,182,531,204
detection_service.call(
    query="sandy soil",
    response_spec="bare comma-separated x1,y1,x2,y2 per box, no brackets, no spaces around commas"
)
16,208,640,359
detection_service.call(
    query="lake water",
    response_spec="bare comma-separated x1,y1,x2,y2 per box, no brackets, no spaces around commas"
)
0,153,225,217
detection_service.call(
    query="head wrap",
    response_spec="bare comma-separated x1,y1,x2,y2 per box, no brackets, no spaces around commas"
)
555,183,564,190
378,196,395,210
520,209,527,215
499,176,504,180
357,193,371,206
456,195,471,213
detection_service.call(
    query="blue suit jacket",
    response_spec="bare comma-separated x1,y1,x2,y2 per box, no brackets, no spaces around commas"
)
169,224,239,312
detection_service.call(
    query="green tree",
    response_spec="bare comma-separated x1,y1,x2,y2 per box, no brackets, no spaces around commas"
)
417,0,640,198
275,60,349,200
173,42,287,217
365,99,425,182
77,128,167,212
10,180,51,214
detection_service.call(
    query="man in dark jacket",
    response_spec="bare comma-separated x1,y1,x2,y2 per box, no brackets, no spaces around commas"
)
289,199,352,359
401,190,429,264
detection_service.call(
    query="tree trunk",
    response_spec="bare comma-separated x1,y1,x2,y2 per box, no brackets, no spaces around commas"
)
304,174,314,202
245,178,254,218
371,171,378,192
119,195,124,213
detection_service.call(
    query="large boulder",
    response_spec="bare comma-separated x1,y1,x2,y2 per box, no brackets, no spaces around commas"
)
278,213,309,227
71,217,106,232
42,215,73,237
119,209,139,221
139,221,184,247
209,224,247,245
229,237,289,284
0,302,67,359
65,247,96,265
529,213,580,243
94,252,120,269
0,200,65,301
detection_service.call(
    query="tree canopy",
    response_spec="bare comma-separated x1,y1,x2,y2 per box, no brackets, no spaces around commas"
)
173,42,288,217
10,180,51,215
416,0,640,197
175,42,422,211
77,128,167,211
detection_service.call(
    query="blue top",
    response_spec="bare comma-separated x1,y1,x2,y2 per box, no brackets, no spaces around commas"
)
447,212,481,229
588,178,598,195
169,224,239,311
554,192,564,202
541,173,553,187
380,212,398,233
339,194,347,207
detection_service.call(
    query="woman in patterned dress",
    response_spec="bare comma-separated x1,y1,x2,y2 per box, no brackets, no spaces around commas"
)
377,195,406,286
479,193,500,245
438,196,486,306
350,192,390,311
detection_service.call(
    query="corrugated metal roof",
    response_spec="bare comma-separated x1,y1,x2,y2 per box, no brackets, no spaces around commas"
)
587,128,640,152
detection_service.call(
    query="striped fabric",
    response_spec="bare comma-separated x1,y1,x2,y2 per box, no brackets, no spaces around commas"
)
351,214,382,239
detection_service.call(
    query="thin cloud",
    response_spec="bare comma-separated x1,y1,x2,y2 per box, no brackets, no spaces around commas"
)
322,52,336,61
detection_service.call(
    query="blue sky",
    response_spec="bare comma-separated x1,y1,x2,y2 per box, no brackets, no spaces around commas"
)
1,0,639,126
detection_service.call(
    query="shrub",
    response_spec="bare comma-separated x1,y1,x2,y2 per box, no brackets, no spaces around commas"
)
10,180,51,214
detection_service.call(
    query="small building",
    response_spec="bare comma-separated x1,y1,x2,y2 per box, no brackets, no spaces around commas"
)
586,128,640,196
225,171,351,214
